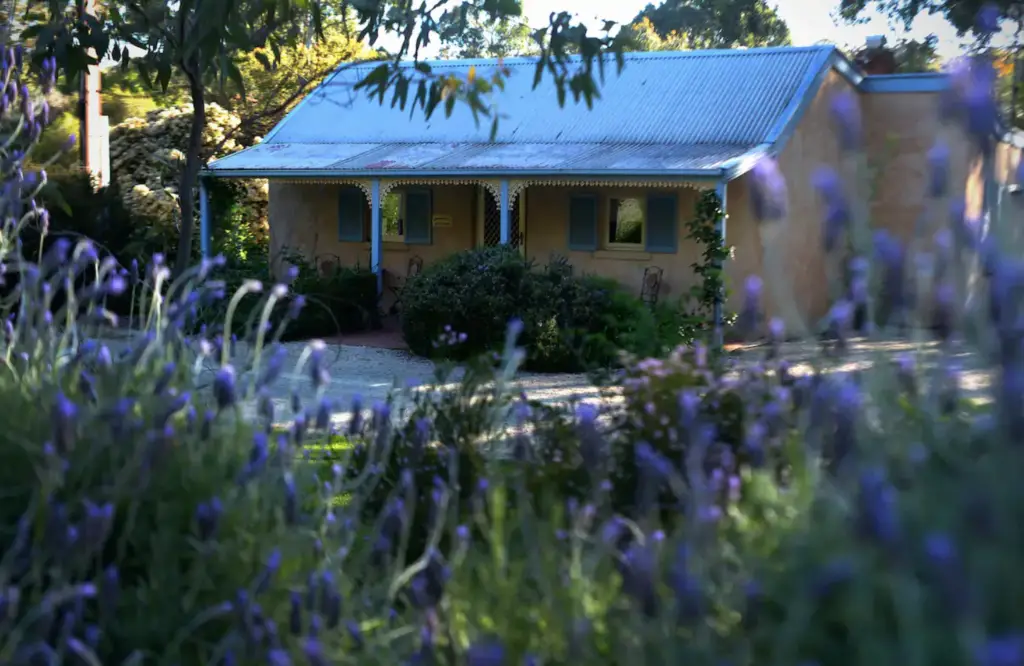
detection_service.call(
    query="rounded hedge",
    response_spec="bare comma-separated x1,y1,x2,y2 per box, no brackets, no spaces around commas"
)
399,246,665,372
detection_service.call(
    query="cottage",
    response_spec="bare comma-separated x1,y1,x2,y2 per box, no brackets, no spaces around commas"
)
203,42,1021,329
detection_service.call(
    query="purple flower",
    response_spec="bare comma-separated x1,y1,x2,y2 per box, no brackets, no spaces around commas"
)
288,295,306,320
974,635,1024,666
302,638,328,666
749,156,788,222
213,365,237,410
671,543,705,624
811,168,850,251
254,548,282,595
829,90,862,152
927,141,950,198
855,468,900,547
289,591,302,635
466,639,505,666
284,476,298,525
738,275,763,335
924,531,970,618
82,500,114,551
507,317,524,340
52,391,78,453
976,2,1002,35
620,541,660,617
576,403,606,472
196,497,223,540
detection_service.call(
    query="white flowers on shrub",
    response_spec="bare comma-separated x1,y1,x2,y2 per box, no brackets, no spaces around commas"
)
110,103,268,239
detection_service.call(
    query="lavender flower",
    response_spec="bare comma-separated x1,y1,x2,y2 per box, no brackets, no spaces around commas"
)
52,392,77,453
812,167,850,252
829,90,862,152
749,156,788,222
855,468,901,548
927,141,950,198
466,639,505,666
213,365,237,410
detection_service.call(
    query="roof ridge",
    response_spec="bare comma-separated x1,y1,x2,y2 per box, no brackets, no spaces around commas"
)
331,44,837,73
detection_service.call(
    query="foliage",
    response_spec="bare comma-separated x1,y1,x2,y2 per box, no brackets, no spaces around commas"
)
630,0,791,50
29,0,632,274
107,102,267,261
101,64,189,125
398,246,668,372
437,6,538,59
193,248,380,341
838,0,1009,38
209,20,376,145
669,190,736,344
890,35,943,72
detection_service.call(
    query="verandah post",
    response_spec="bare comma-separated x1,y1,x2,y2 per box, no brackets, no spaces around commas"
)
713,180,728,348
199,176,211,259
371,179,383,295
499,179,511,244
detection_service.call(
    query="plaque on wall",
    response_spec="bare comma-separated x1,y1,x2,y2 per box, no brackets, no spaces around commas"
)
432,214,453,227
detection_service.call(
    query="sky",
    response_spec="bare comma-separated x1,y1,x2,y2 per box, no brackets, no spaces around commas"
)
520,0,976,59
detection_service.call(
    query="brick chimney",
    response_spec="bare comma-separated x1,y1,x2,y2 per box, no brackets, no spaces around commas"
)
855,35,897,75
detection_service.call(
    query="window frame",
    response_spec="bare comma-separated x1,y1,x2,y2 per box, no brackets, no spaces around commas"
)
605,193,647,250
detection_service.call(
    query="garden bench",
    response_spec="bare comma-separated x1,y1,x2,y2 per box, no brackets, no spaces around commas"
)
640,266,663,308
386,255,424,315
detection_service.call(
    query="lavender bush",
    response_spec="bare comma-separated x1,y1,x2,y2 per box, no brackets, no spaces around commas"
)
2,12,1024,666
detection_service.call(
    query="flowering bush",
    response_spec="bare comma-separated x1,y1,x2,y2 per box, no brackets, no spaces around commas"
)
109,103,268,258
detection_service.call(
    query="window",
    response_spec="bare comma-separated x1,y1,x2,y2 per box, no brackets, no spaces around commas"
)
607,197,645,247
382,191,404,240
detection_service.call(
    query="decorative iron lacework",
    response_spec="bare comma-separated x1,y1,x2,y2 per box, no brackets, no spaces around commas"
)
482,191,522,248
276,177,712,207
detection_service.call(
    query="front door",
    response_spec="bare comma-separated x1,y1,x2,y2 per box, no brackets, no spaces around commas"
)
477,186,526,256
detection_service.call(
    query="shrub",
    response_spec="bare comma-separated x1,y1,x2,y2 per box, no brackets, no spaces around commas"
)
400,246,667,372
108,103,268,253
193,249,380,341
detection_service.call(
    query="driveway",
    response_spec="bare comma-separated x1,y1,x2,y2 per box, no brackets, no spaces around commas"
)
97,331,997,431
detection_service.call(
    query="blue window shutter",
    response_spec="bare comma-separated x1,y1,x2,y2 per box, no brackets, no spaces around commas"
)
645,193,677,253
568,195,598,251
404,190,432,245
337,187,365,242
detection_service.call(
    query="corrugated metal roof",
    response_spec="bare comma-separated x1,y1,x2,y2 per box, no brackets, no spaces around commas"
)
208,141,753,174
208,45,837,177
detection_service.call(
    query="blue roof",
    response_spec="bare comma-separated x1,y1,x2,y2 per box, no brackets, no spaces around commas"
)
205,45,863,180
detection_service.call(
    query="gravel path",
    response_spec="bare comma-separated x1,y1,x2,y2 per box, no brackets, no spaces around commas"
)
96,332,997,432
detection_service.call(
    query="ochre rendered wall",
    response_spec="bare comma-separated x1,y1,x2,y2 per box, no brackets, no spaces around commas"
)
759,70,853,330
270,180,720,310
521,184,705,304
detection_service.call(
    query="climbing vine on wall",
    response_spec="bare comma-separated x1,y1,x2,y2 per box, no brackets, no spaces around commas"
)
680,190,735,341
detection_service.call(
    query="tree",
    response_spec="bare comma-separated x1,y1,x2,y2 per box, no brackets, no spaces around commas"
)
631,0,791,50
210,18,376,145
437,7,537,58
837,0,1014,39
26,0,629,275
890,35,942,72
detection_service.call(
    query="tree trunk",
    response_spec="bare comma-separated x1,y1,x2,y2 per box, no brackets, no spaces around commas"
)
174,60,207,278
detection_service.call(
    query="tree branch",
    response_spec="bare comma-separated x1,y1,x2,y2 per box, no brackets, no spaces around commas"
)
206,59,341,157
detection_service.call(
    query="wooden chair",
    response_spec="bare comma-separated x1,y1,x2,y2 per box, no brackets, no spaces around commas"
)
640,266,664,308
316,254,341,276
387,255,424,315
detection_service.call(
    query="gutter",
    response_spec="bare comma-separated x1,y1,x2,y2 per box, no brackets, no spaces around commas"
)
201,167,727,180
